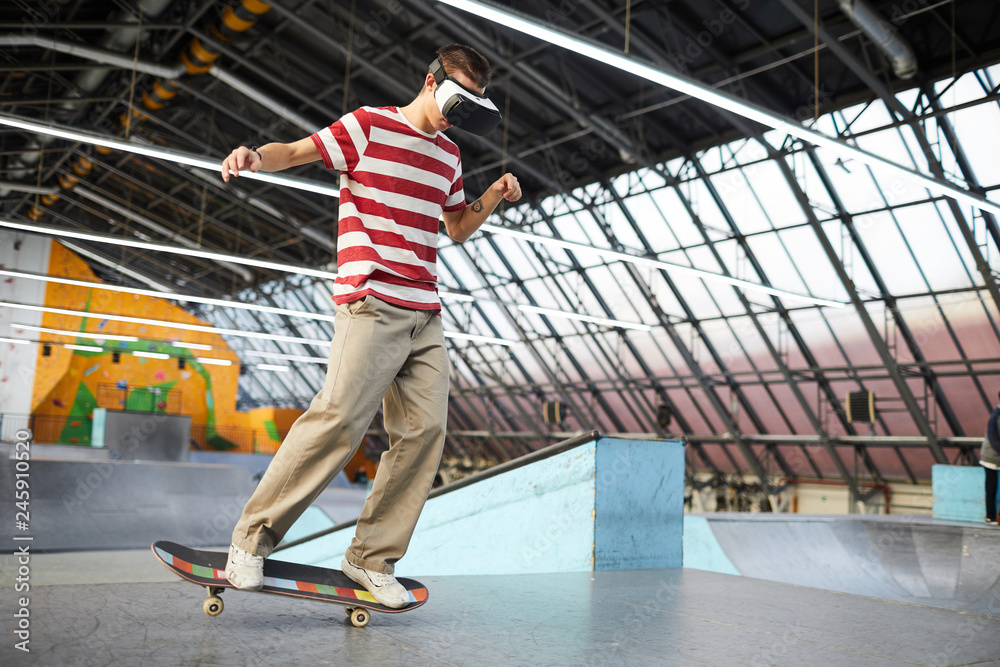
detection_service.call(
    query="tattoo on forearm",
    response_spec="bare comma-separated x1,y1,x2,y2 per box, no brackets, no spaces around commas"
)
471,199,484,213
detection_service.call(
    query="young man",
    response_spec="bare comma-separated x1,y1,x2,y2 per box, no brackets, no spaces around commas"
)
219,44,520,607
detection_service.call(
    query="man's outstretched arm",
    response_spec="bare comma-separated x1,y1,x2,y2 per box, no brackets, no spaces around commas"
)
221,137,321,182
442,173,522,243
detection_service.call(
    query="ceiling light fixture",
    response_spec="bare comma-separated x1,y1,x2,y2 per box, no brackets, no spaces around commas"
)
59,239,179,294
0,268,338,323
12,323,139,342
171,341,213,351
0,220,340,282
1,336,31,345
241,350,329,364
434,0,1000,221
133,350,169,360
0,300,332,346
64,343,104,352
255,363,290,372
196,357,232,366
445,331,517,347
0,112,341,198
1,301,517,349
438,289,476,303
480,223,846,308
517,304,652,331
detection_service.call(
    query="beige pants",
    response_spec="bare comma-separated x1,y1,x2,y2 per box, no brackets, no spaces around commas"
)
231,295,449,574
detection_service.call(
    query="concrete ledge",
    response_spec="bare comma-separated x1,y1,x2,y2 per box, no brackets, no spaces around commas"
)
279,436,684,576
0,457,256,551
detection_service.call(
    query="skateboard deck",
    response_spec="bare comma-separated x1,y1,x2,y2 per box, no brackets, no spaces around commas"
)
151,540,428,627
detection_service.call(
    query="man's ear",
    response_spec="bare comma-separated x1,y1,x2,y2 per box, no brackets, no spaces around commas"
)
424,72,437,93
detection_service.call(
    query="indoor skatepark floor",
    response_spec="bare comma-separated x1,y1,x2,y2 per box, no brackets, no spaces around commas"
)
1,552,998,666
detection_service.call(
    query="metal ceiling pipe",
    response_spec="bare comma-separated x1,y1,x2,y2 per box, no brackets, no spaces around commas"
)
837,0,917,79
59,240,180,295
73,185,255,283
0,4,181,195
0,35,184,80
208,67,317,134
0,181,59,195
1,0,174,194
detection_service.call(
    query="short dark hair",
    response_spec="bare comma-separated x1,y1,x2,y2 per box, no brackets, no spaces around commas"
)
436,44,491,89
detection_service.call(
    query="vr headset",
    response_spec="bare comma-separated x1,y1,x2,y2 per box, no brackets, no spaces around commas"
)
430,58,502,136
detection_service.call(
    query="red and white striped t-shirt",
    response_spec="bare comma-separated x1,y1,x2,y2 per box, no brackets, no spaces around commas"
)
310,106,465,310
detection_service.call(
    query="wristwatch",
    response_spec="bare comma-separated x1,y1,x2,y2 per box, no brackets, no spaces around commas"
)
249,145,263,163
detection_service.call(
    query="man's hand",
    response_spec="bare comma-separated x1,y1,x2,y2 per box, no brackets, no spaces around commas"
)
492,173,522,202
221,146,260,183
443,172,522,243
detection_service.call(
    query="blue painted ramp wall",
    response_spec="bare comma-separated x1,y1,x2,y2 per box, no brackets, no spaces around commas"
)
279,437,684,577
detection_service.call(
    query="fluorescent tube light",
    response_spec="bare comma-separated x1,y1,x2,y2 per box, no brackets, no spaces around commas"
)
0,337,31,345
168,341,212,350
60,240,179,294
434,0,1000,221
255,364,290,372
196,357,232,366
0,300,332,346
0,268,338,323
133,350,169,359
13,323,139,342
0,220,340,282
445,331,517,347
1,300,517,350
439,289,476,302
481,223,846,308
518,304,652,331
65,343,104,352
0,112,341,198
242,350,329,363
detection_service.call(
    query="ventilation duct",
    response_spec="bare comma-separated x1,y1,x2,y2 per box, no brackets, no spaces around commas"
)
838,0,917,79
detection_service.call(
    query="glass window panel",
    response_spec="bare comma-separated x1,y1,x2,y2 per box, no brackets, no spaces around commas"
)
551,211,598,247
742,233,809,296
808,146,892,214
685,179,729,233
573,208,614,249
603,198,644,251
709,169,770,234
818,309,882,367
947,104,1000,190
890,204,970,292
744,162,805,227
623,191,680,253
696,147,723,174
851,211,926,294
777,225,849,301
649,187,704,248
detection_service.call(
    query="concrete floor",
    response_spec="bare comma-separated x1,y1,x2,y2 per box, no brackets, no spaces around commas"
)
2,560,998,666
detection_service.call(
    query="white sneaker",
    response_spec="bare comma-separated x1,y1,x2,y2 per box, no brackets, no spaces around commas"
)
341,558,409,609
225,544,264,591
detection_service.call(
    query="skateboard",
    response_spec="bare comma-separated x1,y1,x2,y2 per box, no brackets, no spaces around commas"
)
151,540,428,627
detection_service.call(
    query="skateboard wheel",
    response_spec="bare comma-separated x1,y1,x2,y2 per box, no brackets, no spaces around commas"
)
349,608,370,628
203,596,224,617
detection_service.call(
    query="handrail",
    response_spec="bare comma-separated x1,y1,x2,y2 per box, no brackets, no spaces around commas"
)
273,430,602,552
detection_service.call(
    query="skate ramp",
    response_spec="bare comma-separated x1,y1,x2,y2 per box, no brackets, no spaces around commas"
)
277,433,685,576
684,515,1000,616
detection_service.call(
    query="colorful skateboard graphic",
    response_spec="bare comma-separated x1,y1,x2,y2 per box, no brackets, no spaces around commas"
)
152,541,428,627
